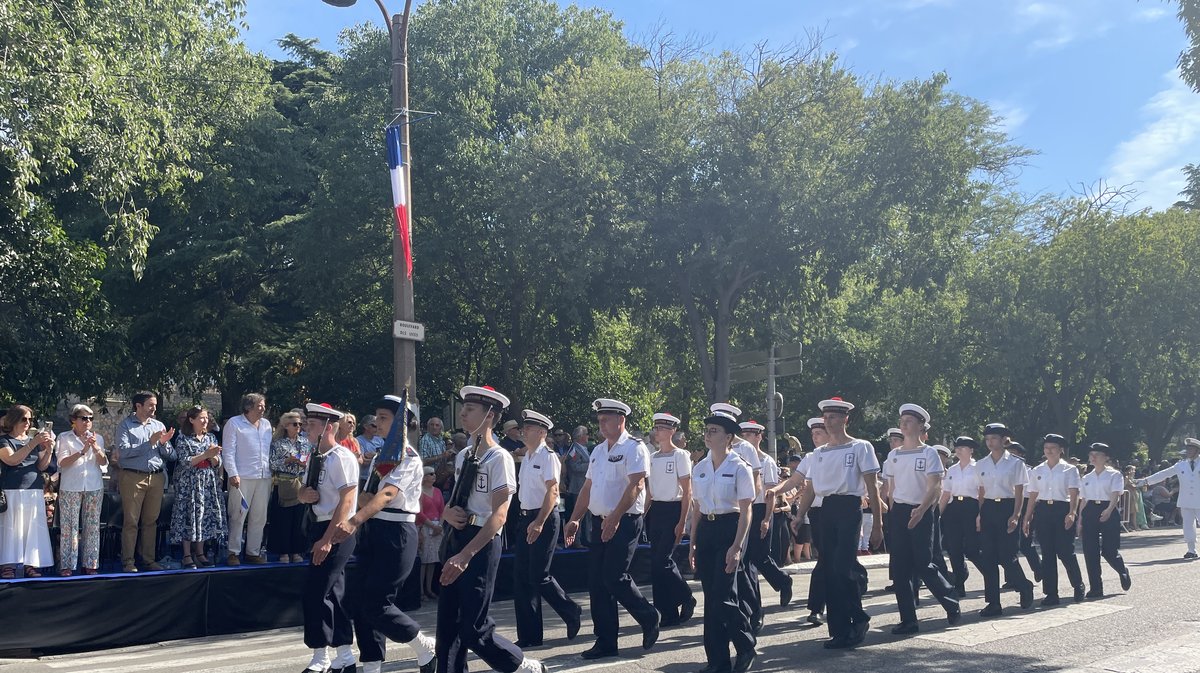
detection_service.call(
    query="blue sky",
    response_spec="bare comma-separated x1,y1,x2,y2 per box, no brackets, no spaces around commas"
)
242,0,1196,210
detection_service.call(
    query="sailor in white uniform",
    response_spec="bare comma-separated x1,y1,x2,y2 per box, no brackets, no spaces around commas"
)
1137,438,1200,559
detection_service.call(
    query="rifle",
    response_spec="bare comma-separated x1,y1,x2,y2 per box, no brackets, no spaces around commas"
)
441,427,484,561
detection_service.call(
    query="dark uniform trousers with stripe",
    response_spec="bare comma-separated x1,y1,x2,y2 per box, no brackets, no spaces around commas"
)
436,526,523,673
646,501,693,623
513,509,581,644
695,513,755,668
352,518,422,663
979,498,1033,605
588,513,659,650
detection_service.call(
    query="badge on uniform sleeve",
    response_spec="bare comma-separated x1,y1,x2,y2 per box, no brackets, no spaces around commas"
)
475,472,490,493
915,458,926,471
844,454,855,467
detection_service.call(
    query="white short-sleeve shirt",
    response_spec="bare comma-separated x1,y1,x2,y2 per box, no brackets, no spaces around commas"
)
309,446,359,520
378,444,423,515
976,451,1029,500
585,432,650,516
648,448,692,502
456,444,517,522
797,453,825,507
518,443,561,510
731,437,763,472
1080,466,1124,502
807,439,880,498
756,452,780,504
56,431,108,492
881,445,944,505
1028,461,1081,502
944,461,980,499
691,453,754,514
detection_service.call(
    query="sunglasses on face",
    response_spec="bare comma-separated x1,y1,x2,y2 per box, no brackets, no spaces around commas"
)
75,416,94,422
289,422,302,427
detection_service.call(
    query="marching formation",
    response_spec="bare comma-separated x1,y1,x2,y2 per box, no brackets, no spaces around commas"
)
293,386,1200,673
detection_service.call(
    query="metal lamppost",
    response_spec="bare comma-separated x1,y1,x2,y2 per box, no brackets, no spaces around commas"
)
321,0,418,398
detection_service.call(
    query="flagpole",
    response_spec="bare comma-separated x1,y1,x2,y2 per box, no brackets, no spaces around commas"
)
392,1,418,402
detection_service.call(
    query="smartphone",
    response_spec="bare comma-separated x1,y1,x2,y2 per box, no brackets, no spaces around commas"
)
38,420,53,435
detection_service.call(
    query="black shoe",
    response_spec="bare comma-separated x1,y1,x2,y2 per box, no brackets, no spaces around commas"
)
780,580,793,607
890,622,919,635
1184,551,1198,560
1086,588,1104,599
806,611,825,626
680,596,697,623
580,645,619,660
1041,595,1060,607
332,666,357,673
850,618,869,645
946,603,961,626
979,603,1003,618
514,639,542,648
419,659,435,673
1019,585,1034,609
823,636,853,650
301,666,329,673
1074,586,1086,602
883,583,895,592
732,649,756,673
696,664,732,673
751,617,763,636
567,608,582,640
643,619,660,650
1120,573,1131,591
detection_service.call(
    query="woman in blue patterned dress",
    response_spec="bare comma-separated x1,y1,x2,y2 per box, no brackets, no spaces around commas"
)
170,406,227,568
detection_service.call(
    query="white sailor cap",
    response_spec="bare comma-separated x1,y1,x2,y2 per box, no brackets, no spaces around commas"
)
459,385,510,411
1184,437,1200,449
818,397,854,413
807,417,825,429
933,444,951,457
709,402,742,418
520,409,553,431
652,412,681,427
592,398,632,416
305,402,345,420
887,427,903,438
982,422,1011,437
899,403,930,424
739,420,765,433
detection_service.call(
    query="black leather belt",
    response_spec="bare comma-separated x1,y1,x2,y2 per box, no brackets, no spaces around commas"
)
123,468,161,475
702,512,739,521
953,496,976,501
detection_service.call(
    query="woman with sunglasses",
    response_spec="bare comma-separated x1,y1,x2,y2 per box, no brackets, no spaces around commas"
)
0,405,54,578
55,405,109,576
268,410,311,563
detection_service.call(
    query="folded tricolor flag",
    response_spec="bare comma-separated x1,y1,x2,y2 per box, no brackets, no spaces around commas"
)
386,125,413,279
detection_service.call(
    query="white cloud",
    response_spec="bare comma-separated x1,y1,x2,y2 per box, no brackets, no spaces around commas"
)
1106,70,1200,209
841,37,860,52
990,101,1030,137
1135,6,1169,22
1016,1,1078,51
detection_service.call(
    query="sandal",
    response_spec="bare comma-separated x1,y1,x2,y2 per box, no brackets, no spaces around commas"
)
1,566,14,580
196,555,214,567
23,566,42,578
59,569,73,577
181,555,198,569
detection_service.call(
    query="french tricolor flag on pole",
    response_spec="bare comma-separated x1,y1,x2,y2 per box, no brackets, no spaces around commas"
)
386,125,413,279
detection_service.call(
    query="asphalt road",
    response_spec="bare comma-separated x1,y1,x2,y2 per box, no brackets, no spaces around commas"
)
2,527,1197,673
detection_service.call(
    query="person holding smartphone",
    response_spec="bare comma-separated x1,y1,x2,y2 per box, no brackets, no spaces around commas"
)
0,405,54,578
55,405,109,576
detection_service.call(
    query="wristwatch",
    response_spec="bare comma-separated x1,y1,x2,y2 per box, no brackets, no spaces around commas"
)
467,514,485,527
